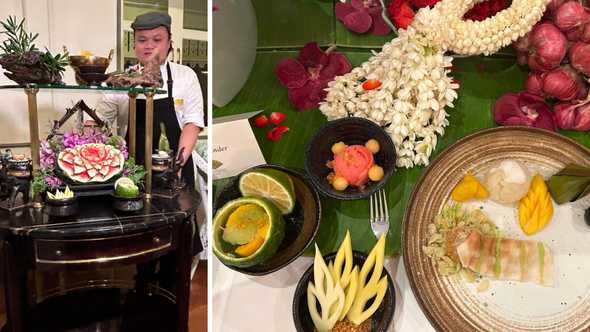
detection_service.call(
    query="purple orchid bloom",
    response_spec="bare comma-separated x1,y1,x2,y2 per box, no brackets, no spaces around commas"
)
118,141,129,159
63,132,84,148
275,42,352,111
86,132,108,144
45,176,63,190
335,0,392,35
40,140,56,170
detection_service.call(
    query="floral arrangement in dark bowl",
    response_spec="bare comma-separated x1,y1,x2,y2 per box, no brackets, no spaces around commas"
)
32,128,145,197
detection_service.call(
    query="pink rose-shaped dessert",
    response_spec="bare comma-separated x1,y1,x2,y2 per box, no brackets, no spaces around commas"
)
333,145,374,187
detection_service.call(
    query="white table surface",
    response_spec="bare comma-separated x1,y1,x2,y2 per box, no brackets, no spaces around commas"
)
212,255,436,332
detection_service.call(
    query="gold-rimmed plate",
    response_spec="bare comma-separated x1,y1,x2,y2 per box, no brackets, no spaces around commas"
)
403,126,590,332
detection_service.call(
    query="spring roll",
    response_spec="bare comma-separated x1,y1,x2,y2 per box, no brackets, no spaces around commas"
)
456,231,553,286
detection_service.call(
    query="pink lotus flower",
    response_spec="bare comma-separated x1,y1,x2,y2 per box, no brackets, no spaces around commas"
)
492,92,557,131
554,100,590,131
335,0,391,35
275,42,351,111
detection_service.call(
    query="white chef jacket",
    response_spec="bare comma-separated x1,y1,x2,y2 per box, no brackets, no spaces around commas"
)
95,61,204,136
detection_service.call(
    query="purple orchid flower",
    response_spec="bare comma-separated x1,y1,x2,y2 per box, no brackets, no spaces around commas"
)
40,140,56,170
63,132,84,148
335,0,391,35
45,176,63,190
275,42,352,111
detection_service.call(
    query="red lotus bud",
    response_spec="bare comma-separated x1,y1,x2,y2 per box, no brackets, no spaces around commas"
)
527,23,568,72
555,1,590,32
574,104,590,130
554,102,578,129
554,101,590,131
580,22,590,42
525,72,545,96
547,0,568,17
569,42,590,76
542,65,584,101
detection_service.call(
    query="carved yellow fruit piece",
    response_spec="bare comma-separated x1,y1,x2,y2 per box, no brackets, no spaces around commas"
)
518,174,553,235
307,244,345,332
328,230,359,321
347,234,387,326
234,223,269,257
451,173,489,202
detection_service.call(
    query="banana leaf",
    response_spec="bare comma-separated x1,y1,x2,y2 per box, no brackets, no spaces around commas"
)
213,1,590,256
547,165,590,204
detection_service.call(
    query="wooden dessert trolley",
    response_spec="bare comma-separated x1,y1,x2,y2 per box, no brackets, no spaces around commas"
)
0,84,199,332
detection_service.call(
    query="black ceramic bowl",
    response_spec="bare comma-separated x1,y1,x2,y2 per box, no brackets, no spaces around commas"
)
293,251,395,332
111,194,145,212
75,72,109,86
304,117,396,200
214,164,321,275
44,196,78,217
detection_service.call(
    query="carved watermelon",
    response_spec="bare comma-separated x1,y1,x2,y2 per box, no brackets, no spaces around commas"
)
57,143,124,183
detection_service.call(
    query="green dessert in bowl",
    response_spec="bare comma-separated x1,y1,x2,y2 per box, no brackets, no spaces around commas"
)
213,197,285,268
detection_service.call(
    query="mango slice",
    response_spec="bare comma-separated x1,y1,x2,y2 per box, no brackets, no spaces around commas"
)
307,244,345,332
328,231,359,320
451,173,489,202
223,204,268,245
347,234,388,326
518,174,554,235
235,223,269,257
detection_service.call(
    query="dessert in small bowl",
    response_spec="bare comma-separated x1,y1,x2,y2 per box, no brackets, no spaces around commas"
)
111,177,144,212
213,164,321,275
44,186,78,217
305,117,395,200
68,50,113,86
292,232,395,332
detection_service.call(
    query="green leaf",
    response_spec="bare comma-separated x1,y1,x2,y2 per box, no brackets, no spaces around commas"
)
547,174,590,204
123,157,146,186
553,164,590,177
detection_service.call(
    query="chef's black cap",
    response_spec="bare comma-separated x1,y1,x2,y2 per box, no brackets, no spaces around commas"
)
131,12,171,31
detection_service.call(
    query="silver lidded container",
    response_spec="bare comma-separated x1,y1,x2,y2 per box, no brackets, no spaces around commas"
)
7,154,32,178
152,150,172,173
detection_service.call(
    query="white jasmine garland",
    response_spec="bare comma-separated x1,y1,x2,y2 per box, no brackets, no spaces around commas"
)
320,0,550,168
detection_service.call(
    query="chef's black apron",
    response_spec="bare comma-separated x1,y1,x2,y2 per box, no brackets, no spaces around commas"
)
126,62,195,190
126,62,203,259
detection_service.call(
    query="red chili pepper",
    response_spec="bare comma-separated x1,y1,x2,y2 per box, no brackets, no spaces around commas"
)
253,115,269,127
269,112,286,125
266,125,290,142
362,79,382,91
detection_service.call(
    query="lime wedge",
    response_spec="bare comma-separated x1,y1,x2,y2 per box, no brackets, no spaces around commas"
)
239,169,295,214
115,177,135,189
114,177,139,198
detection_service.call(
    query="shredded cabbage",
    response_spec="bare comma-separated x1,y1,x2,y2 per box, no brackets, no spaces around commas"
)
422,204,498,276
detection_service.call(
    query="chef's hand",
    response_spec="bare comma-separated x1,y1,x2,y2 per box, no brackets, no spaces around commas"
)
176,147,186,179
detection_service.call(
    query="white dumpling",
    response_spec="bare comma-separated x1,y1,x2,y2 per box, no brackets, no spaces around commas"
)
484,160,531,205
